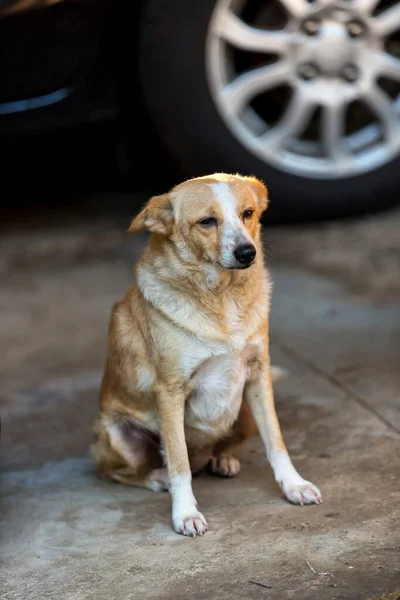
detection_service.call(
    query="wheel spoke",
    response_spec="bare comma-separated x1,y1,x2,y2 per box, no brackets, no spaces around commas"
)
373,4,400,37
278,0,310,20
258,86,314,150
220,61,290,117
354,0,381,15
213,10,291,54
363,86,400,147
321,101,352,167
368,50,400,82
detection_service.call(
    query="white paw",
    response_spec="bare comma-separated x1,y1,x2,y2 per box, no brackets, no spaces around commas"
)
173,509,209,537
281,479,322,505
210,454,241,477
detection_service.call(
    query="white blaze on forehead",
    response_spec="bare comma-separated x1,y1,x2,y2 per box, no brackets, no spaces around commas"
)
209,181,253,267
209,181,238,223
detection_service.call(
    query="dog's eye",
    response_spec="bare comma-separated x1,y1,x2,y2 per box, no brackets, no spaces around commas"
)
198,217,217,227
242,209,254,219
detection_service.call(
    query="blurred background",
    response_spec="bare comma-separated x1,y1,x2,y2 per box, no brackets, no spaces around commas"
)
2,2,400,599
2,0,400,223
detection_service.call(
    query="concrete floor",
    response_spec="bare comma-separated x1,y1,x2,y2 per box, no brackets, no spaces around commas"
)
1,196,400,600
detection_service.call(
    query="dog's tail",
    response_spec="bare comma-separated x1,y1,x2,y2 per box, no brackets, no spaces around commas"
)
270,365,288,383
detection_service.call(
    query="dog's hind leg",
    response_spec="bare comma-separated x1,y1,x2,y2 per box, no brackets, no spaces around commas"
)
91,416,168,491
209,400,257,477
188,445,214,475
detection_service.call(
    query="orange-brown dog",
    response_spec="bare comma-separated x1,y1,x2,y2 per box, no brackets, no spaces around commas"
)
92,173,322,536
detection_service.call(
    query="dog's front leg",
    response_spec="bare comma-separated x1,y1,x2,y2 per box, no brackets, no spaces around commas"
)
157,387,208,536
245,360,322,505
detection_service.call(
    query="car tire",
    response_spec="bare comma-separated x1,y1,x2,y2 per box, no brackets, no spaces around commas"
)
138,0,400,222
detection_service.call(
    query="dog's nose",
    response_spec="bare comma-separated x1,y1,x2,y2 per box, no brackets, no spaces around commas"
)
234,244,257,265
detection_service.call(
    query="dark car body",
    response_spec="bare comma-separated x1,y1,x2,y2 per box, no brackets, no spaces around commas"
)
0,0,136,135
0,0,176,193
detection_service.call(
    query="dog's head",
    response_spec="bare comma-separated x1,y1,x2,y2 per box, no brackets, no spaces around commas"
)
128,173,268,270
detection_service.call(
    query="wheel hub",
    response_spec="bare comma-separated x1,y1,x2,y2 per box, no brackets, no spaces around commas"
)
296,21,358,78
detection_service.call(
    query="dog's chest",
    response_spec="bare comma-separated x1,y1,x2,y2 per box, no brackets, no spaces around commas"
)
184,349,250,436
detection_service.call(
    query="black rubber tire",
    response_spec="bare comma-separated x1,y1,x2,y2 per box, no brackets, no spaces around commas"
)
138,0,400,223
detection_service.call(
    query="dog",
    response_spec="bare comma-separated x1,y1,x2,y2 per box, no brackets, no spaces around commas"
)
91,173,322,537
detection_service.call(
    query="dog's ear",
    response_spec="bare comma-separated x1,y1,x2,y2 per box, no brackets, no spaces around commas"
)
128,193,174,235
246,176,269,213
